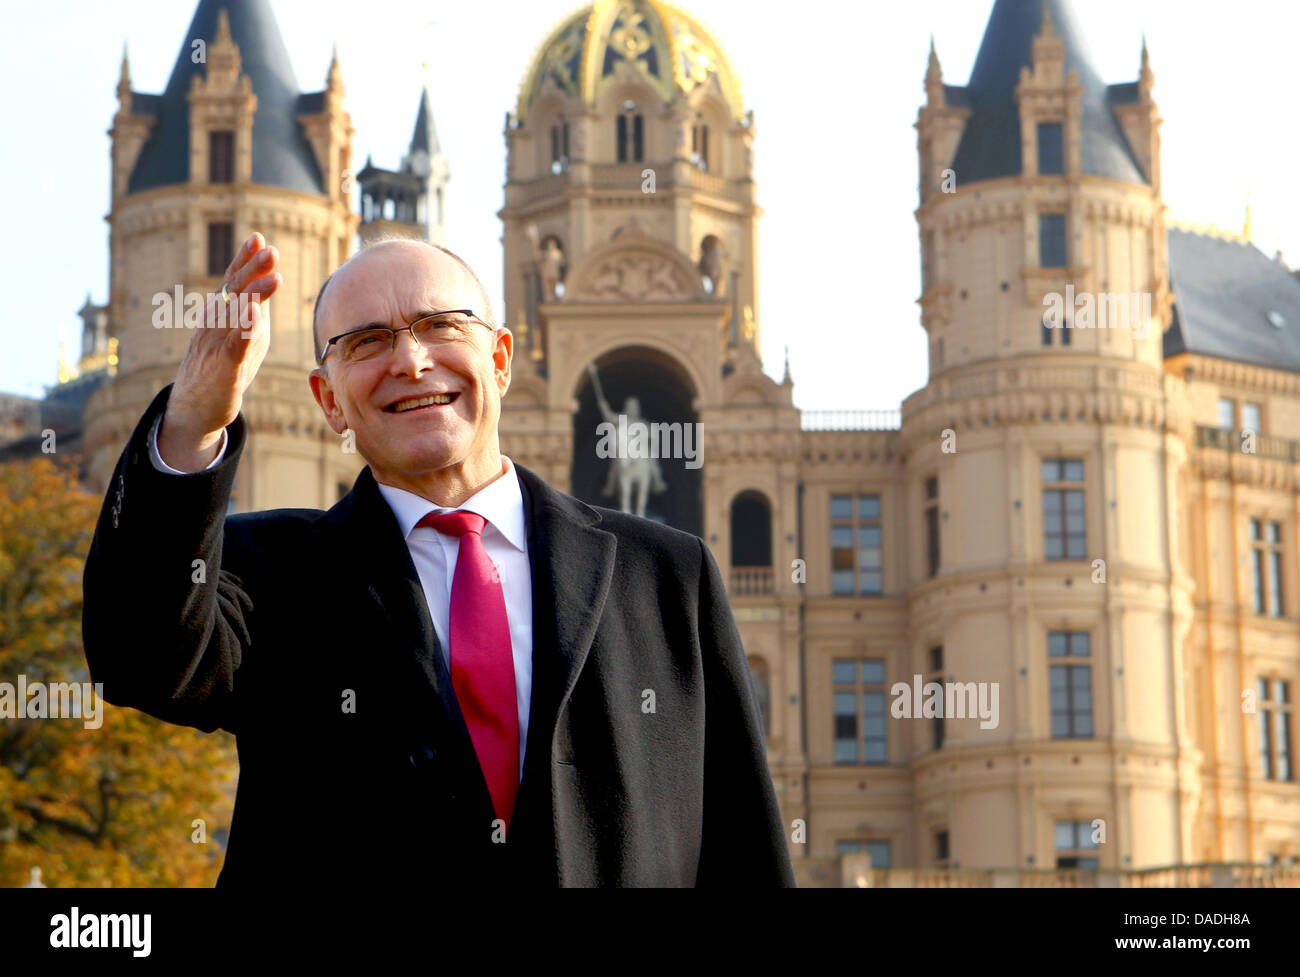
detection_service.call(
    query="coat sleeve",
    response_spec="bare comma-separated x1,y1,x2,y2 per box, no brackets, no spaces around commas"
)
693,537,797,886
81,383,251,735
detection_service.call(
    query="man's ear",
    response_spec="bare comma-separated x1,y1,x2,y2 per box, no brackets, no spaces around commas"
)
493,328,513,398
309,368,349,435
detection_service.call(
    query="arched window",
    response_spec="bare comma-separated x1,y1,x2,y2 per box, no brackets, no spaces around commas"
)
731,491,772,566
550,116,570,173
692,116,709,171
747,656,771,737
617,101,644,163
699,235,723,294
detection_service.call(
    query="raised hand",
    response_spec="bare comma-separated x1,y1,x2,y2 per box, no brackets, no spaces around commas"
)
158,232,281,471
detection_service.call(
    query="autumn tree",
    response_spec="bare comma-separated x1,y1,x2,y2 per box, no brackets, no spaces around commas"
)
0,456,237,887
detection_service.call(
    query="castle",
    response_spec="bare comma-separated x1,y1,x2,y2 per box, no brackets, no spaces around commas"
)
22,0,1300,885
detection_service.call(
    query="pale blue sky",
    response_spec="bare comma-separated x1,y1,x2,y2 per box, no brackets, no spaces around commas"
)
1,0,1295,408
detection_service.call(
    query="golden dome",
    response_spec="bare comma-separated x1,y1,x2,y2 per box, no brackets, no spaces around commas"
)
517,0,744,122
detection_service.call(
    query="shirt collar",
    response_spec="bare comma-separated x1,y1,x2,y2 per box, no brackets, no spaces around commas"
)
375,456,527,553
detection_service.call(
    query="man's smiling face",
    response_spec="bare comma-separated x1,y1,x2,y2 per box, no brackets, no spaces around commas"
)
308,241,512,501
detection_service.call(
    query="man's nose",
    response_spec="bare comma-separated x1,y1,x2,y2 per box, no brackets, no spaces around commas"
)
388,328,437,376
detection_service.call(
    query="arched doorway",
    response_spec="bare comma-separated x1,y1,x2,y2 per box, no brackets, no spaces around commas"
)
571,346,702,537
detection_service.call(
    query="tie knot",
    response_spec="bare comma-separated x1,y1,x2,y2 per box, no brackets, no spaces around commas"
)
418,509,486,538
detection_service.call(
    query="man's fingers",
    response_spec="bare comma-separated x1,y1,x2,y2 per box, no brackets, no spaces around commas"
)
243,270,282,299
223,232,264,284
228,245,279,294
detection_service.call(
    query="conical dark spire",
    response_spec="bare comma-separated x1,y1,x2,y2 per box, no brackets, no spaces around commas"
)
410,86,438,156
948,0,1145,185
127,0,324,194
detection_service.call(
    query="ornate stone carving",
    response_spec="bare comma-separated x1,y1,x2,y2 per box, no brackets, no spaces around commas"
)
580,252,693,302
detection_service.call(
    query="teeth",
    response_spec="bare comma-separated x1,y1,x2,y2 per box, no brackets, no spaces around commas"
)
392,393,454,412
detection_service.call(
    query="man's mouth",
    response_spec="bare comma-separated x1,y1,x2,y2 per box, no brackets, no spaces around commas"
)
385,392,460,413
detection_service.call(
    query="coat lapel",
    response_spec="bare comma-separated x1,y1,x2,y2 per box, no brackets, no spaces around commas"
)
317,461,618,874
512,461,617,745
315,467,490,814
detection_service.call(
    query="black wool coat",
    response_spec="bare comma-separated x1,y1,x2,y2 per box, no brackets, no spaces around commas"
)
82,385,796,887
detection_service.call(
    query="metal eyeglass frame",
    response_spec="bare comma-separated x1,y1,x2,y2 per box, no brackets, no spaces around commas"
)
319,309,494,364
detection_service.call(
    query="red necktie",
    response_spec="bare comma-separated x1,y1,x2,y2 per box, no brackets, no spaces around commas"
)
417,510,519,831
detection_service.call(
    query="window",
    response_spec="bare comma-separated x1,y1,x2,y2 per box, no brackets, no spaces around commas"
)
207,222,234,277
830,494,882,595
935,830,950,866
833,658,887,764
1055,820,1100,870
1259,678,1293,781
1250,519,1285,617
1049,631,1093,738
1043,314,1072,346
924,477,940,578
1218,397,1235,430
691,119,709,171
929,645,944,750
616,107,644,163
209,130,234,183
1042,458,1085,560
731,492,772,567
1242,401,1261,433
550,118,570,173
1037,122,1064,175
1039,214,1067,268
836,839,892,868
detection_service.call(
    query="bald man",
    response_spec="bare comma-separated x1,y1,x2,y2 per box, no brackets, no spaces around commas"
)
82,232,795,888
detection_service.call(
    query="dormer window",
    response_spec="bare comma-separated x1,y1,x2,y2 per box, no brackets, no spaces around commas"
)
1037,122,1064,175
692,117,709,171
617,101,643,163
550,117,570,174
209,130,234,184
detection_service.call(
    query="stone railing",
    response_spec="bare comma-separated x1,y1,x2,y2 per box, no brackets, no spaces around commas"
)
810,857,1300,889
1196,425,1300,462
730,566,774,595
800,409,902,432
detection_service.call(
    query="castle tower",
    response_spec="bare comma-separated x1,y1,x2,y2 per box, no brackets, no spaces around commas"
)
357,86,451,245
906,0,1198,871
498,1,805,829
499,0,771,510
86,0,360,509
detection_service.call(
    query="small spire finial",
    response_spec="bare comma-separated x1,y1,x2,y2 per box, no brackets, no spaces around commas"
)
215,8,232,44
1041,1,1056,38
926,34,942,90
782,345,792,384
327,42,343,88
1243,191,1253,242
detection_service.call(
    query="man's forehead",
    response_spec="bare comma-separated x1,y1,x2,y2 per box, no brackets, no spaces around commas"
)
332,244,475,321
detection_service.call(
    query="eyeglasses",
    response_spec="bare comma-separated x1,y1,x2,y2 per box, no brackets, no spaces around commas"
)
320,309,493,364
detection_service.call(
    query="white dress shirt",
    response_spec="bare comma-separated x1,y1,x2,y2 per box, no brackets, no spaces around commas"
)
148,417,533,781
375,463,533,781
